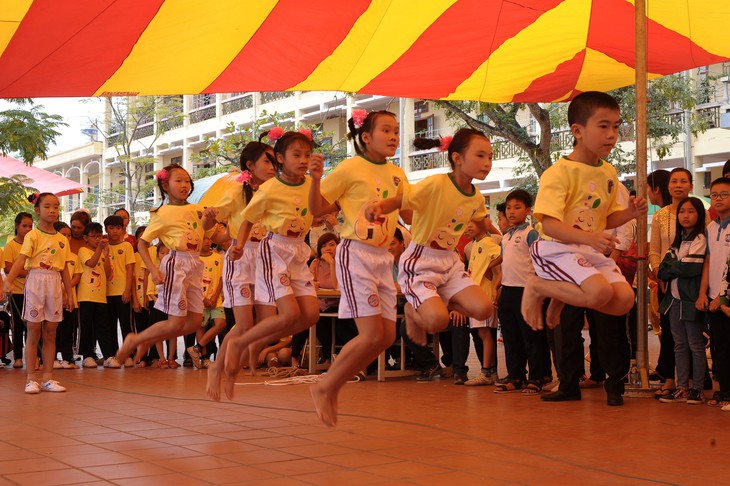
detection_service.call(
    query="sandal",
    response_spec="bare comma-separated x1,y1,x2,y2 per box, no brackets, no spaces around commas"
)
494,380,523,394
707,391,730,407
168,360,180,369
653,386,674,400
158,359,169,369
522,381,543,395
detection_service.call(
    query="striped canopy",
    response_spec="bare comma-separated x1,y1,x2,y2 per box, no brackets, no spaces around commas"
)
1,0,729,101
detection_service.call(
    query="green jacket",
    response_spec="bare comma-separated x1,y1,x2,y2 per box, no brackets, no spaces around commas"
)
657,236,706,322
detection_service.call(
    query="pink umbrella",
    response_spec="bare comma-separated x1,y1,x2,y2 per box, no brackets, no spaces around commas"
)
0,155,84,196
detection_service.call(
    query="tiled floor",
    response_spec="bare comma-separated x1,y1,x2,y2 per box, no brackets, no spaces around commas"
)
1,335,729,485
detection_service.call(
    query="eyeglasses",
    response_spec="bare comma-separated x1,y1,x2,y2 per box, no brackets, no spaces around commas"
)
710,192,730,200
87,234,103,239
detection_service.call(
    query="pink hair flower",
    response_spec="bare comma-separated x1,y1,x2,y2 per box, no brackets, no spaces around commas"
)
155,168,169,182
297,127,313,141
236,170,252,185
439,136,453,152
351,109,368,129
28,192,40,204
267,126,284,142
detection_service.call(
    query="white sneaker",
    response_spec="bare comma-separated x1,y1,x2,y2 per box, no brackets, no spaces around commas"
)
465,372,495,386
103,357,121,368
41,379,66,392
25,380,41,394
61,360,78,369
124,358,134,368
202,359,211,369
82,357,98,368
53,360,63,369
187,346,203,369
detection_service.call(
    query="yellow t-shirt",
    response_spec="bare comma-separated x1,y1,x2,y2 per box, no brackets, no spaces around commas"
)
20,228,71,272
468,235,502,299
107,241,135,297
402,173,487,251
242,176,313,238
67,252,83,303
215,183,248,239
200,251,224,307
141,202,211,252
146,247,160,299
533,157,623,239
321,155,408,248
3,238,25,293
77,247,108,304
134,252,147,305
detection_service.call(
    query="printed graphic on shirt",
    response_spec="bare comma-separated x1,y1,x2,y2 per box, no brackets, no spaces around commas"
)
279,196,308,238
353,176,400,247
181,211,203,251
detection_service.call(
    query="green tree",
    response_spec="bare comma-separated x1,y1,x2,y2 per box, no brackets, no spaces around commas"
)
0,99,67,163
89,96,184,227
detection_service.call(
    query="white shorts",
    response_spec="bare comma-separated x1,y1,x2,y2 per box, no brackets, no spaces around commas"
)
223,242,273,308
398,243,477,310
469,317,497,329
530,240,626,286
23,269,63,322
154,251,205,317
335,239,397,322
255,233,316,303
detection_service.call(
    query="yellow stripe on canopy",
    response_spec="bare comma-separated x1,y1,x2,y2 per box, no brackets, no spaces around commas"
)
94,0,277,96
0,0,32,58
574,48,639,93
448,0,591,102
648,0,730,57
294,0,456,93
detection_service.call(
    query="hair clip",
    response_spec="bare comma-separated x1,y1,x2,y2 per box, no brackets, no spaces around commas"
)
297,127,313,141
155,169,169,182
351,109,368,130
267,126,284,142
236,170,252,185
439,136,453,152
29,192,40,204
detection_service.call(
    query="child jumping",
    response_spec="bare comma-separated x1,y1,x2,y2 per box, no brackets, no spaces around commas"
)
221,129,320,398
5,193,75,393
308,109,410,427
365,128,494,346
116,164,212,365
523,91,647,330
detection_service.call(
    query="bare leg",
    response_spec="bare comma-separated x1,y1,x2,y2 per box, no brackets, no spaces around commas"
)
116,313,202,363
545,299,565,329
207,305,254,401
40,322,59,382
450,286,494,322
310,315,396,427
25,322,41,383
404,304,427,346
521,276,546,330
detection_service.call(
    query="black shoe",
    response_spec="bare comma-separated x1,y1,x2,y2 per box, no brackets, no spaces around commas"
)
183,358,193,367
416,364,440,382
541,390,581,402
453,373,467,385
606,392,624,406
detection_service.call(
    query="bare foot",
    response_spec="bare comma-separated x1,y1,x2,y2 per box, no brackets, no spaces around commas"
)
404,303,427,346
310,384,337,427
206,362,222,401
223,369,239,401
521,277,545,330
248,344,259,377
116,333,137,363
546,299,565,329
133,343,150,366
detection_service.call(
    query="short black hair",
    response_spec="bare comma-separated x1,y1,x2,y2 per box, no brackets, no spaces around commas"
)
568,91,620,126
722,159,730,177
84,222,103,236
711,177,730,189
393,227,404,243
505,189,533,208
53,221,70,232
104,215,124,228
495,202,506,215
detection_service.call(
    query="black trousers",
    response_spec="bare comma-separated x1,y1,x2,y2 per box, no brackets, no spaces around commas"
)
56,308,76,362
555,305,630,395
9,294,26,360
106,295,131,354
79,302,112,359
709,310,730,393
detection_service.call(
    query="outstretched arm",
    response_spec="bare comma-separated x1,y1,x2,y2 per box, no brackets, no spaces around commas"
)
308,154,339,217
365,195,403,222
541,216,620,255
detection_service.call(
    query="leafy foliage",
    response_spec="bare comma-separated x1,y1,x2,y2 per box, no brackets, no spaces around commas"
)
0,99,67,163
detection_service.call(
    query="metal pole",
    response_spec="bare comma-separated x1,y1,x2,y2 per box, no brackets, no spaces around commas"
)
632,0,653,395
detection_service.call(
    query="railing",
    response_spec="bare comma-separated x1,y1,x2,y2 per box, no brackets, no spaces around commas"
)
261,91,294,104
131,123,154,140
409,151,450,171
108,132,123,145
698,105,720,129
222,95,253,115
190,105,217,124
160,117,183,131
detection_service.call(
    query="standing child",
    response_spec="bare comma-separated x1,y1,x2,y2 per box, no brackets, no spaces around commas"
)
3,212,33,369
523,91,647,330
116,164,211,366
5,193,75,393
366,128,494,346
104,215,136,368
53,222,82,369
131,225,153,366
657,197,707,404
699,177,730,408
77,222,113,368
221,129,320,397
308,109,410,426
202,140,276,399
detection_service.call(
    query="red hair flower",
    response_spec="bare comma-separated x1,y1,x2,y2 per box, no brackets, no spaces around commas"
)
351,109,368,129
267,126,284,142
29,192,40,204
297,127,313,141
439,136,453,152
155,168,169,182
236,170,252,185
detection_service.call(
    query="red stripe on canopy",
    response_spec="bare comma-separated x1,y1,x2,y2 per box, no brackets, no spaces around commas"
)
514,50,585,102
0,0,163,97
361,0,564,99
205,0,370,93
588,0,727,73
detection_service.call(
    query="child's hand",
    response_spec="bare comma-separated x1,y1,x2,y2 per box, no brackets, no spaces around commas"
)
628,195,648,217
151,268,165,286
696,294,708,311
122,289,131,304
203,207,219,221
709,295,722,312
3,281,10,295
309,154,324,180
228,245,244,261
365,202,383,223
132,300,142,313
203,297,214,309
321,253,335,265
449,310,467,327
584,232,619,254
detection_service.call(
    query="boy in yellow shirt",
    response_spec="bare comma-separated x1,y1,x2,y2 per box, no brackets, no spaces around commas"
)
103,215,135,368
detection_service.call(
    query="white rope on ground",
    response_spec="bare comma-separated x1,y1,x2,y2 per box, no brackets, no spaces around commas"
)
234,367,364,386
